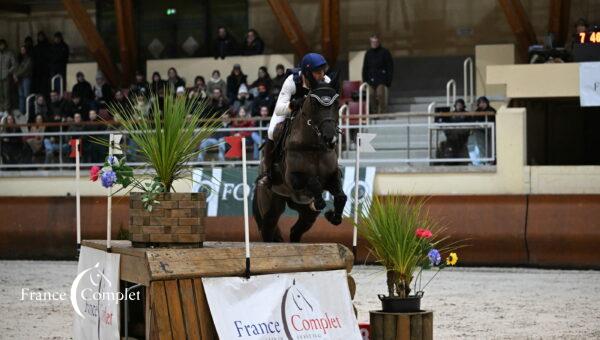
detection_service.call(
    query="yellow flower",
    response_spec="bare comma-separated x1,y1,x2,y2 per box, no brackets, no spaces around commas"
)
446,252,458,266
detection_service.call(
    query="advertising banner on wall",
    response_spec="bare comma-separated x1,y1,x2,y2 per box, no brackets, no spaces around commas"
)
579,62,600,107
72,246,121,340
203,270,361,340
192,166,376,217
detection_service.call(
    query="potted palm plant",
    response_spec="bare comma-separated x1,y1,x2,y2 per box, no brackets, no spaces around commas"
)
356,195,460,312
90,89,220,247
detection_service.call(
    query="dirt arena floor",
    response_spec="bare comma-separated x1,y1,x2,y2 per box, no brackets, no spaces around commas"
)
1,261,599,339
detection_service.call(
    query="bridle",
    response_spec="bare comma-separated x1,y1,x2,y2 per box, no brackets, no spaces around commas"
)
303,92,340,143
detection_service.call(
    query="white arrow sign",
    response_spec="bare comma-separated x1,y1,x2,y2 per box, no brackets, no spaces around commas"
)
110,134,123,155
357,133,376,153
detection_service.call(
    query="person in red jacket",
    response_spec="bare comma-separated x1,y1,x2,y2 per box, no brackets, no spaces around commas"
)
231,107,256,160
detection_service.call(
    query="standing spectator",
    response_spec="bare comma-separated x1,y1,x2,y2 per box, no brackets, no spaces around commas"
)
214,26,237,59
468,96,496,166
207,70,227,99
49,32,69,92
362,34,393,113
189,76,207,100
0,39,16,116
251,83,274,116
48,91,65,120
13,45,33,115
150,71,167,94
25,114,45,163
0,115,24,164
242,29,264,56
232,84,253,114
33,31,51,96
129,71,150,98
197,112,230,162
252,105,271,159
250,66,272,93
271,64,286,97
93,73,113,108
72,72,94,104
226,64,247,105
167,67,185,93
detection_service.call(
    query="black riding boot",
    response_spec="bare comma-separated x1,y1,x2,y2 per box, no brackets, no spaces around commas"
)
259,139,275,186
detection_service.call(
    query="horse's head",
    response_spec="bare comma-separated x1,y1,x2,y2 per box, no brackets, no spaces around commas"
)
302,77,340,148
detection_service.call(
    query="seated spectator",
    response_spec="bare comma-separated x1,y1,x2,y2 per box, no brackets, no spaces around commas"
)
214,26,237,59
25,114,45,163
133,93,152,119
112,89,128,107
227,64,247,105
130,71,150,98
151,71,167,94
72,71,94,104
84,110,107,163
63,94,91,121
14,45,33,115
242,29,264,56
208,88,229,117
207,70,227,100
232,84,253,114
48,90,65,121
176,86,186,98
32,95,48,123
167,67,185,93
252,83,274,116
436,99,469,163
189,76,207,100
252,105,271,159
197,112,230,162
271,64,286,97
232,107,255,140
93,73,113,108
250,66,272,94
0,115,25,164
468,96,496,166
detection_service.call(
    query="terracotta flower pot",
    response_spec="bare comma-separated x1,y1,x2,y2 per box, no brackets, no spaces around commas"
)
129,192,206,247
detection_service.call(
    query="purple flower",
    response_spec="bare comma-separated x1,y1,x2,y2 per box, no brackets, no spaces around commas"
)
428,249,441,266
106,155,118,166
100,170,117,188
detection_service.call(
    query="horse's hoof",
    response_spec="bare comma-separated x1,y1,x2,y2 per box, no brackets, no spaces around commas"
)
325,210,342,225
309,201,320,212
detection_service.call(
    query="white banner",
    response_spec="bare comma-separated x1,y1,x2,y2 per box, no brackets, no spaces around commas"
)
72,246,120,340
203,270,361,340
579,62,600,107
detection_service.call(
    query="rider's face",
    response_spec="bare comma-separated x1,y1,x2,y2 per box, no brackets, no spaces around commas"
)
311,70,325,82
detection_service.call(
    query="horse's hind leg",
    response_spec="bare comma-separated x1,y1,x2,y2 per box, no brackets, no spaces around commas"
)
289,203,320,243
324,169,347,226
255,188,287,242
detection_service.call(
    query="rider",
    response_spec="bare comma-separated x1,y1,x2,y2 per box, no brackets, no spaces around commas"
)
259,53,331,186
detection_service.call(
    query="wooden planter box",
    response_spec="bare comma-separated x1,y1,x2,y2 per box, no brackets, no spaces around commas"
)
129,192,205,247
370,310,433,340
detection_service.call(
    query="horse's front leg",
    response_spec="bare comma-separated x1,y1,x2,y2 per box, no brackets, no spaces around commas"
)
306,176,326,211
324,169,347,226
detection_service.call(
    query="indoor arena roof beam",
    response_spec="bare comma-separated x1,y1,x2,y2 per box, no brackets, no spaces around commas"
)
498,0,537,61
62,0,121,87
267,0,310,58
114,0,137,85
548,0,571,47
321,0,340,65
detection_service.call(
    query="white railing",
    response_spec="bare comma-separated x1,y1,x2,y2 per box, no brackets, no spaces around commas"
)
463,57,474,106
51,74,64,97
427,102,436,159
358,82,370,129
338,104,348,158
446,79,456,107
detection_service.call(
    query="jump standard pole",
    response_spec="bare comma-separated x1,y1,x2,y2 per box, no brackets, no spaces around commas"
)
106,134,114,253
75,139,81,253
353,134,360,258
241,137,251,278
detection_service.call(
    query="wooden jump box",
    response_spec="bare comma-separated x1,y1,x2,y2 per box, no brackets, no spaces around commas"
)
82,240,354,340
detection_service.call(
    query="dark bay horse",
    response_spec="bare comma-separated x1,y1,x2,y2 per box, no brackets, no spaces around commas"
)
252,80,347,242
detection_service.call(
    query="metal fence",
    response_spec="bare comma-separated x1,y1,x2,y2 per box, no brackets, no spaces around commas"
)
0,112,495,172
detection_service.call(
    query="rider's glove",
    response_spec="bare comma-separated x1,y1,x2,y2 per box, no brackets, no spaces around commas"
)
289,97,304,112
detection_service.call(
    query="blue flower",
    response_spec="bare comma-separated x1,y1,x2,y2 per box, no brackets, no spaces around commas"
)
428,249,442,266
101,170,117,188
106,155,118,166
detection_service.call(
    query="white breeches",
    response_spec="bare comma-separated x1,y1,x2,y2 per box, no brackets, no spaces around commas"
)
267,114,287,140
